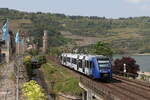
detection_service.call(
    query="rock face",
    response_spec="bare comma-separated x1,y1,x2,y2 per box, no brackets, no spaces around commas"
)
42,30,48,53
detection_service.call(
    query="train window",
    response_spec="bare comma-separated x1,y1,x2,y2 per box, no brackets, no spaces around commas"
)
70,58,72,63
72,58,77,64
64,57,67,62
77,60,79,68
90,61,93,69
82,60,85,68
67,57,70,62
79,60,82,68
85,60,87,67
74,59,77,64
63,57,65,62
86,61,89,68
72,58,74,64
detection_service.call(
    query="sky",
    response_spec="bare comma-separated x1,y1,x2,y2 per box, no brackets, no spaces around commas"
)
1,0,150,18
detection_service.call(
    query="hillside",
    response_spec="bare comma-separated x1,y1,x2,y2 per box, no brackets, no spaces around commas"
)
0,8,150,54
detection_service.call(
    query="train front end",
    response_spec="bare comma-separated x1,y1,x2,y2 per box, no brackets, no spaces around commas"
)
97,58,112,79
92,56,112,80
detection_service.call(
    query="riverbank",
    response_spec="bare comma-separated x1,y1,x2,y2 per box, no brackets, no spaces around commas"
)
138,71,150,76
137,71,150,82
133,53,150,56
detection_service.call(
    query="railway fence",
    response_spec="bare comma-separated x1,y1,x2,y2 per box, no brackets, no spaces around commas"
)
113,70,150,88
80,76,119,100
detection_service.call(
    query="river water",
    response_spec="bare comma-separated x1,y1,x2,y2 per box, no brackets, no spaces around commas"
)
113,55,150,72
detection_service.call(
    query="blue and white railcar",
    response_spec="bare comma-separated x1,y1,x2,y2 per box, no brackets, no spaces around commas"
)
60,53,112,79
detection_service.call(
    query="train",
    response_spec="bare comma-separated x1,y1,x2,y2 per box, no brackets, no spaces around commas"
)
60,53,112,80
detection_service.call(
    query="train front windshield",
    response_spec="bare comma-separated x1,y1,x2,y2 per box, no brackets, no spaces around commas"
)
98,62,109,68
97,60,111,68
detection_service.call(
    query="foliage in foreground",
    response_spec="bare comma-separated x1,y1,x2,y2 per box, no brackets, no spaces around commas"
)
22,80,47,100
28,49,39,56
41,62,82,96
23,56,32,78
113,56,140,75
36,55,47,65
48,47,63,57
23,56,32,65
23,55,47,79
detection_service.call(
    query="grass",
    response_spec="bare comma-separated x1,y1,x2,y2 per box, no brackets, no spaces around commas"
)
41,61,83,96
0,63,6,80
9,72,16,81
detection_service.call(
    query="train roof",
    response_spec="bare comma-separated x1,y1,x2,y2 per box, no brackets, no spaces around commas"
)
61,53,109,60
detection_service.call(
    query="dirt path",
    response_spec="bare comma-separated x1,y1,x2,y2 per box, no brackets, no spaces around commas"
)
0,61,16,100
32,69,52,100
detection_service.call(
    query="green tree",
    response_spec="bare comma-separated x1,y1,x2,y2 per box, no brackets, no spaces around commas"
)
28,49,39,56
37,55,46,65
49,47,63,57
92,41,113,57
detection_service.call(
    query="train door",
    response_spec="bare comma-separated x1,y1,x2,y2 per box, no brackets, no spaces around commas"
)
82,56,86,73
82,60,85,73
70,58,73,68
89,61,93,76
77,55,79,70
61,56,63,64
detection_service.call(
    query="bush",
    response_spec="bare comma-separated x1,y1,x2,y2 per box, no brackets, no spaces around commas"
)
37,55,46,65
113,56,140,75
23,56,32,65
22,80,47,100
28,49,39,56
23,56,32,78
49,47,63,57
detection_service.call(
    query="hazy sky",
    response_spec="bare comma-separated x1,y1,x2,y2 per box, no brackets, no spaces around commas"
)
1,0,150,18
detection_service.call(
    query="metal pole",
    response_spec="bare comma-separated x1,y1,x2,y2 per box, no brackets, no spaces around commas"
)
16,75,19,100
4,89,8,100
16,56,19,100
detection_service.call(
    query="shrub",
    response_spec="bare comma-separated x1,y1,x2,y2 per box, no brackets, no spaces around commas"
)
23,56,32,65
22,80,47,100
28,49,39,56
23,56,32,78
113,56,140,75
37,55,46,65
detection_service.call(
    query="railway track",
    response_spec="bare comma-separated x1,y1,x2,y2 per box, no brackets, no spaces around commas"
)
111,82,150,99
113,74,150,88
69,68,150,100
113,75,150,91
48,57,150,100
61,65,150,100
112,75,150,100
80,76,134,100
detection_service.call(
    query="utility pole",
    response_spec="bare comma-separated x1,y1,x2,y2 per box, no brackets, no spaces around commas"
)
42,30,48,54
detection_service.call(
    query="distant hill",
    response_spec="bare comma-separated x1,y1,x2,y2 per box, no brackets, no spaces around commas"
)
0,8,150,54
